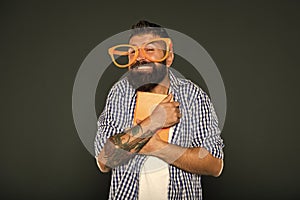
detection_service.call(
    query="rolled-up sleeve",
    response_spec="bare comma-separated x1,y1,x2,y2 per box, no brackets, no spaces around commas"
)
191,90,224,159
94,86,126,157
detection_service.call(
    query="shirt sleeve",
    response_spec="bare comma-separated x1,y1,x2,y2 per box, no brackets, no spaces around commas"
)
191,90,225,159
94,86,126,157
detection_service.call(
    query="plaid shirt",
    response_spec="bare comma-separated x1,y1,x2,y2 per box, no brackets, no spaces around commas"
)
95,70,224,200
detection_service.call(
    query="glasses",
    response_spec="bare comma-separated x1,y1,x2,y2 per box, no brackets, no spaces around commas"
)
108,38,171,68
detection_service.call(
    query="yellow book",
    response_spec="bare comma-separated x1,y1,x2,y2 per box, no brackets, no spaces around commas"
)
133,91,170,142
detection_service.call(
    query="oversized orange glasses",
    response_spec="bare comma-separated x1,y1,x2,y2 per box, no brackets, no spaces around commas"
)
108,38,171,68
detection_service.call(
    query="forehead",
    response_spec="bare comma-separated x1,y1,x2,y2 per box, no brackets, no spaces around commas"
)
129,34,161,46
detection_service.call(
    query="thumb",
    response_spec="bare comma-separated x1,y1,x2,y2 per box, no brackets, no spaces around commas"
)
161,93,172,103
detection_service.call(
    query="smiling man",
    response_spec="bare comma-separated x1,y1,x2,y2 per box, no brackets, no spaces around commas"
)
94,20,224,200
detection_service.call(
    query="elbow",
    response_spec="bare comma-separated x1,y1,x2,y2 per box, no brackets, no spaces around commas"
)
99,162,111,173
95,155,111,173
211,159,223,177
202,152,224,177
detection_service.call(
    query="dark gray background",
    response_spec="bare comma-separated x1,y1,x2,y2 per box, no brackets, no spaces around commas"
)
1,1,300,200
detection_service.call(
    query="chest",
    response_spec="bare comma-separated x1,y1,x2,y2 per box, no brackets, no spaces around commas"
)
123,93,194,147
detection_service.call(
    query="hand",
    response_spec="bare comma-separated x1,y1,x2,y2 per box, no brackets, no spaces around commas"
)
138,133,167,155
150,93,181,130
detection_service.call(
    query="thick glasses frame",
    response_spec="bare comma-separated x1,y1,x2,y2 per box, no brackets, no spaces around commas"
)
108,38,172,68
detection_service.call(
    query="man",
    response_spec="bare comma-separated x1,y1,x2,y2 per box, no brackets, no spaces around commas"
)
95,20,224,200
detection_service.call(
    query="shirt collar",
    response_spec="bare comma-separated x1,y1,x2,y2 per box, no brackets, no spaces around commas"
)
168,69,181,95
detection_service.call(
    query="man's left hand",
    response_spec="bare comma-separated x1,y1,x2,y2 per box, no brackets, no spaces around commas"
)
138,133,168,156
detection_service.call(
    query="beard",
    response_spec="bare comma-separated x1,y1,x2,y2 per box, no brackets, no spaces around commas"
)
127,61,168,92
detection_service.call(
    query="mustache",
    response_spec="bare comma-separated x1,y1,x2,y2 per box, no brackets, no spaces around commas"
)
130,61,156,69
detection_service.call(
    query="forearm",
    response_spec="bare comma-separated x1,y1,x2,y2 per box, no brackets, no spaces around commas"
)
149,142,223,176
96,118,159,172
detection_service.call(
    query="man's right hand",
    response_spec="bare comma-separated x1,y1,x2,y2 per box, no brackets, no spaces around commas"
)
149,93,181,130
97,93,181,172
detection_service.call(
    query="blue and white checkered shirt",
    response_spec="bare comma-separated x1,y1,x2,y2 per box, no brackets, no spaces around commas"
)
95,70,224,200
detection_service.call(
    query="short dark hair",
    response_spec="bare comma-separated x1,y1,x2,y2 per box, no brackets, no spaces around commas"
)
130,20,170,39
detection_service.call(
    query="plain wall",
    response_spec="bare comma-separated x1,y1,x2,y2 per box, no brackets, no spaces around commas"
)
1,1,299,200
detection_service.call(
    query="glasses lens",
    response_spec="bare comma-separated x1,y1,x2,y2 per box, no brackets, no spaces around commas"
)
143,39,168,61
110,46,135,67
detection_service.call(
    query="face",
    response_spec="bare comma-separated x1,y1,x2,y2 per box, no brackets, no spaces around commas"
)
126,34,173,91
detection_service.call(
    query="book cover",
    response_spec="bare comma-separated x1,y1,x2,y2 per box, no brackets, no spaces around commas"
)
133,91,170,142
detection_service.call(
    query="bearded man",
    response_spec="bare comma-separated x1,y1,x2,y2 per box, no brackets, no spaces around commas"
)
94,20,224,200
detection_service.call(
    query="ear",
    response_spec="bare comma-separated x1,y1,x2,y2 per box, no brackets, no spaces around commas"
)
165,42,174,67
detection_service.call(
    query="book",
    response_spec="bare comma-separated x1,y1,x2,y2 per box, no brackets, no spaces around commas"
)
133,91,170,142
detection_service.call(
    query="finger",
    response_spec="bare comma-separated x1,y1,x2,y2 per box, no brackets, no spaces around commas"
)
161,93,173,103
178,112,182,118
173,101,180,107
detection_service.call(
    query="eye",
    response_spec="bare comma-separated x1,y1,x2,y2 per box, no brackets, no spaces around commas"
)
144,47,155,52
128,48,135,54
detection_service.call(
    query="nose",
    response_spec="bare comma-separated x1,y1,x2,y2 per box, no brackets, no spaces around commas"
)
136,48,147,61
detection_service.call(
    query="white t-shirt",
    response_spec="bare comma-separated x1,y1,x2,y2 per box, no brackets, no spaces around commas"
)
138,127,174,200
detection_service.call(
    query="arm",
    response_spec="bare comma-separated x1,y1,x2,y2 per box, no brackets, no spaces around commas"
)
138,92,224,177
96,93,176,172
94,84,155,172
96,118,157,172
139,134,223,177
